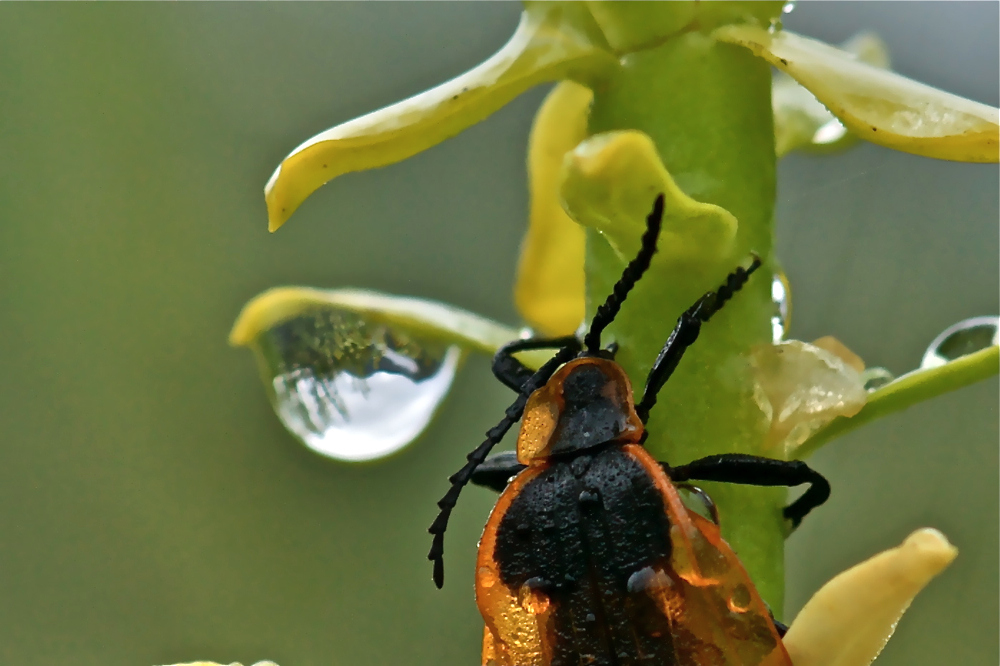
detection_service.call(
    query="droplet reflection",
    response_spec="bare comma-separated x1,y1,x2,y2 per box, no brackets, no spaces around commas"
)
920,316,999,369
254,309,461,461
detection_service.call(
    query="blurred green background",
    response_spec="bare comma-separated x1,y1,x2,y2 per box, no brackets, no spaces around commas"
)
0,3,996,665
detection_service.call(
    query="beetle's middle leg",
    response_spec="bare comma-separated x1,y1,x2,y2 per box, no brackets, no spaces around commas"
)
666,454,830,528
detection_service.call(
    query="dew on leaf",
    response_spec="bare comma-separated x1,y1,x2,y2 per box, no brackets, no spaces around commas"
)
252,308,461,461
920,316,999,369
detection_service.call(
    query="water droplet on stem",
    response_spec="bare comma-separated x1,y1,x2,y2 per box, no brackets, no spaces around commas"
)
770,273,790,343
920,316,999,369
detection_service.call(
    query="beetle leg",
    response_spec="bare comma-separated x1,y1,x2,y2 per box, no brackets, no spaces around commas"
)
636,255,763,423
492,335,581,393
665,454,830,528
470,451,526,493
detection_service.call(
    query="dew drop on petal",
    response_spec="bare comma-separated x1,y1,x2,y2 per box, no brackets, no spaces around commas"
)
920,316,999,369
812,118,849,145
252,308,461,461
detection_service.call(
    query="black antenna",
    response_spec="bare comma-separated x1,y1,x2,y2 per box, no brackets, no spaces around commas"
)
427,344,579,588
583,194,664,352
636,255,762,422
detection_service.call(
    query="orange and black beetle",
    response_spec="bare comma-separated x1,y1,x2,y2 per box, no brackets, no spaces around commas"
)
429,195,829,665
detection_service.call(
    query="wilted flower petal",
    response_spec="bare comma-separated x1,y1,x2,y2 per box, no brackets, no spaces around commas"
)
773,32,890,157
560,130,737,265
750,338,867,458
516,80,591,336
784,528,958,666
264,2,617,231
715,25,1000,162
798,343,998,458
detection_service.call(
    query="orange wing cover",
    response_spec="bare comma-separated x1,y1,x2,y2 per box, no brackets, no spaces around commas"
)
476,445,790,666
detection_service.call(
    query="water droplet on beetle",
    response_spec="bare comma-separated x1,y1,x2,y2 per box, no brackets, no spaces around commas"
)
478,566,498,589
627,566,673,594
254,308,461,461
727,583,751,613
782,1,796,14
920,316,999,369
771,273,790,342
518,577,551,614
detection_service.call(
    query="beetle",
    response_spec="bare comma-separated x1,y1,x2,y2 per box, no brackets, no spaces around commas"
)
428,194,830,665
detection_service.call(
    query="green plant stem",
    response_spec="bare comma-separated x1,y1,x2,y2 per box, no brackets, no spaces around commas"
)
586,27,785,612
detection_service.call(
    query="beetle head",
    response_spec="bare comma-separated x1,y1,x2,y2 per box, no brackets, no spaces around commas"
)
516,357,644,464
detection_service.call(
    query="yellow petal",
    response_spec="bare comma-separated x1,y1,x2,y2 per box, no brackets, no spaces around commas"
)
715,25,1000,162
230,286,518,354
264,2,617,231
515,80,591,336
773,32,890,157
784,528,958,666
560,130,737,265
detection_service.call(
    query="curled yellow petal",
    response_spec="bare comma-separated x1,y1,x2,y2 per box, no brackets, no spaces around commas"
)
716,25,1000,162
264,2,616,231
230,286,518,355
773,32,890,157
560,130,737,265
515,80,591,336
784,528,958,666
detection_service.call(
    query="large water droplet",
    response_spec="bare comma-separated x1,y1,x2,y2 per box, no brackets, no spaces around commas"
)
518,577,552,614
254,308,461,461
921,316,999,369
782,1,797,14
770,273,791,343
